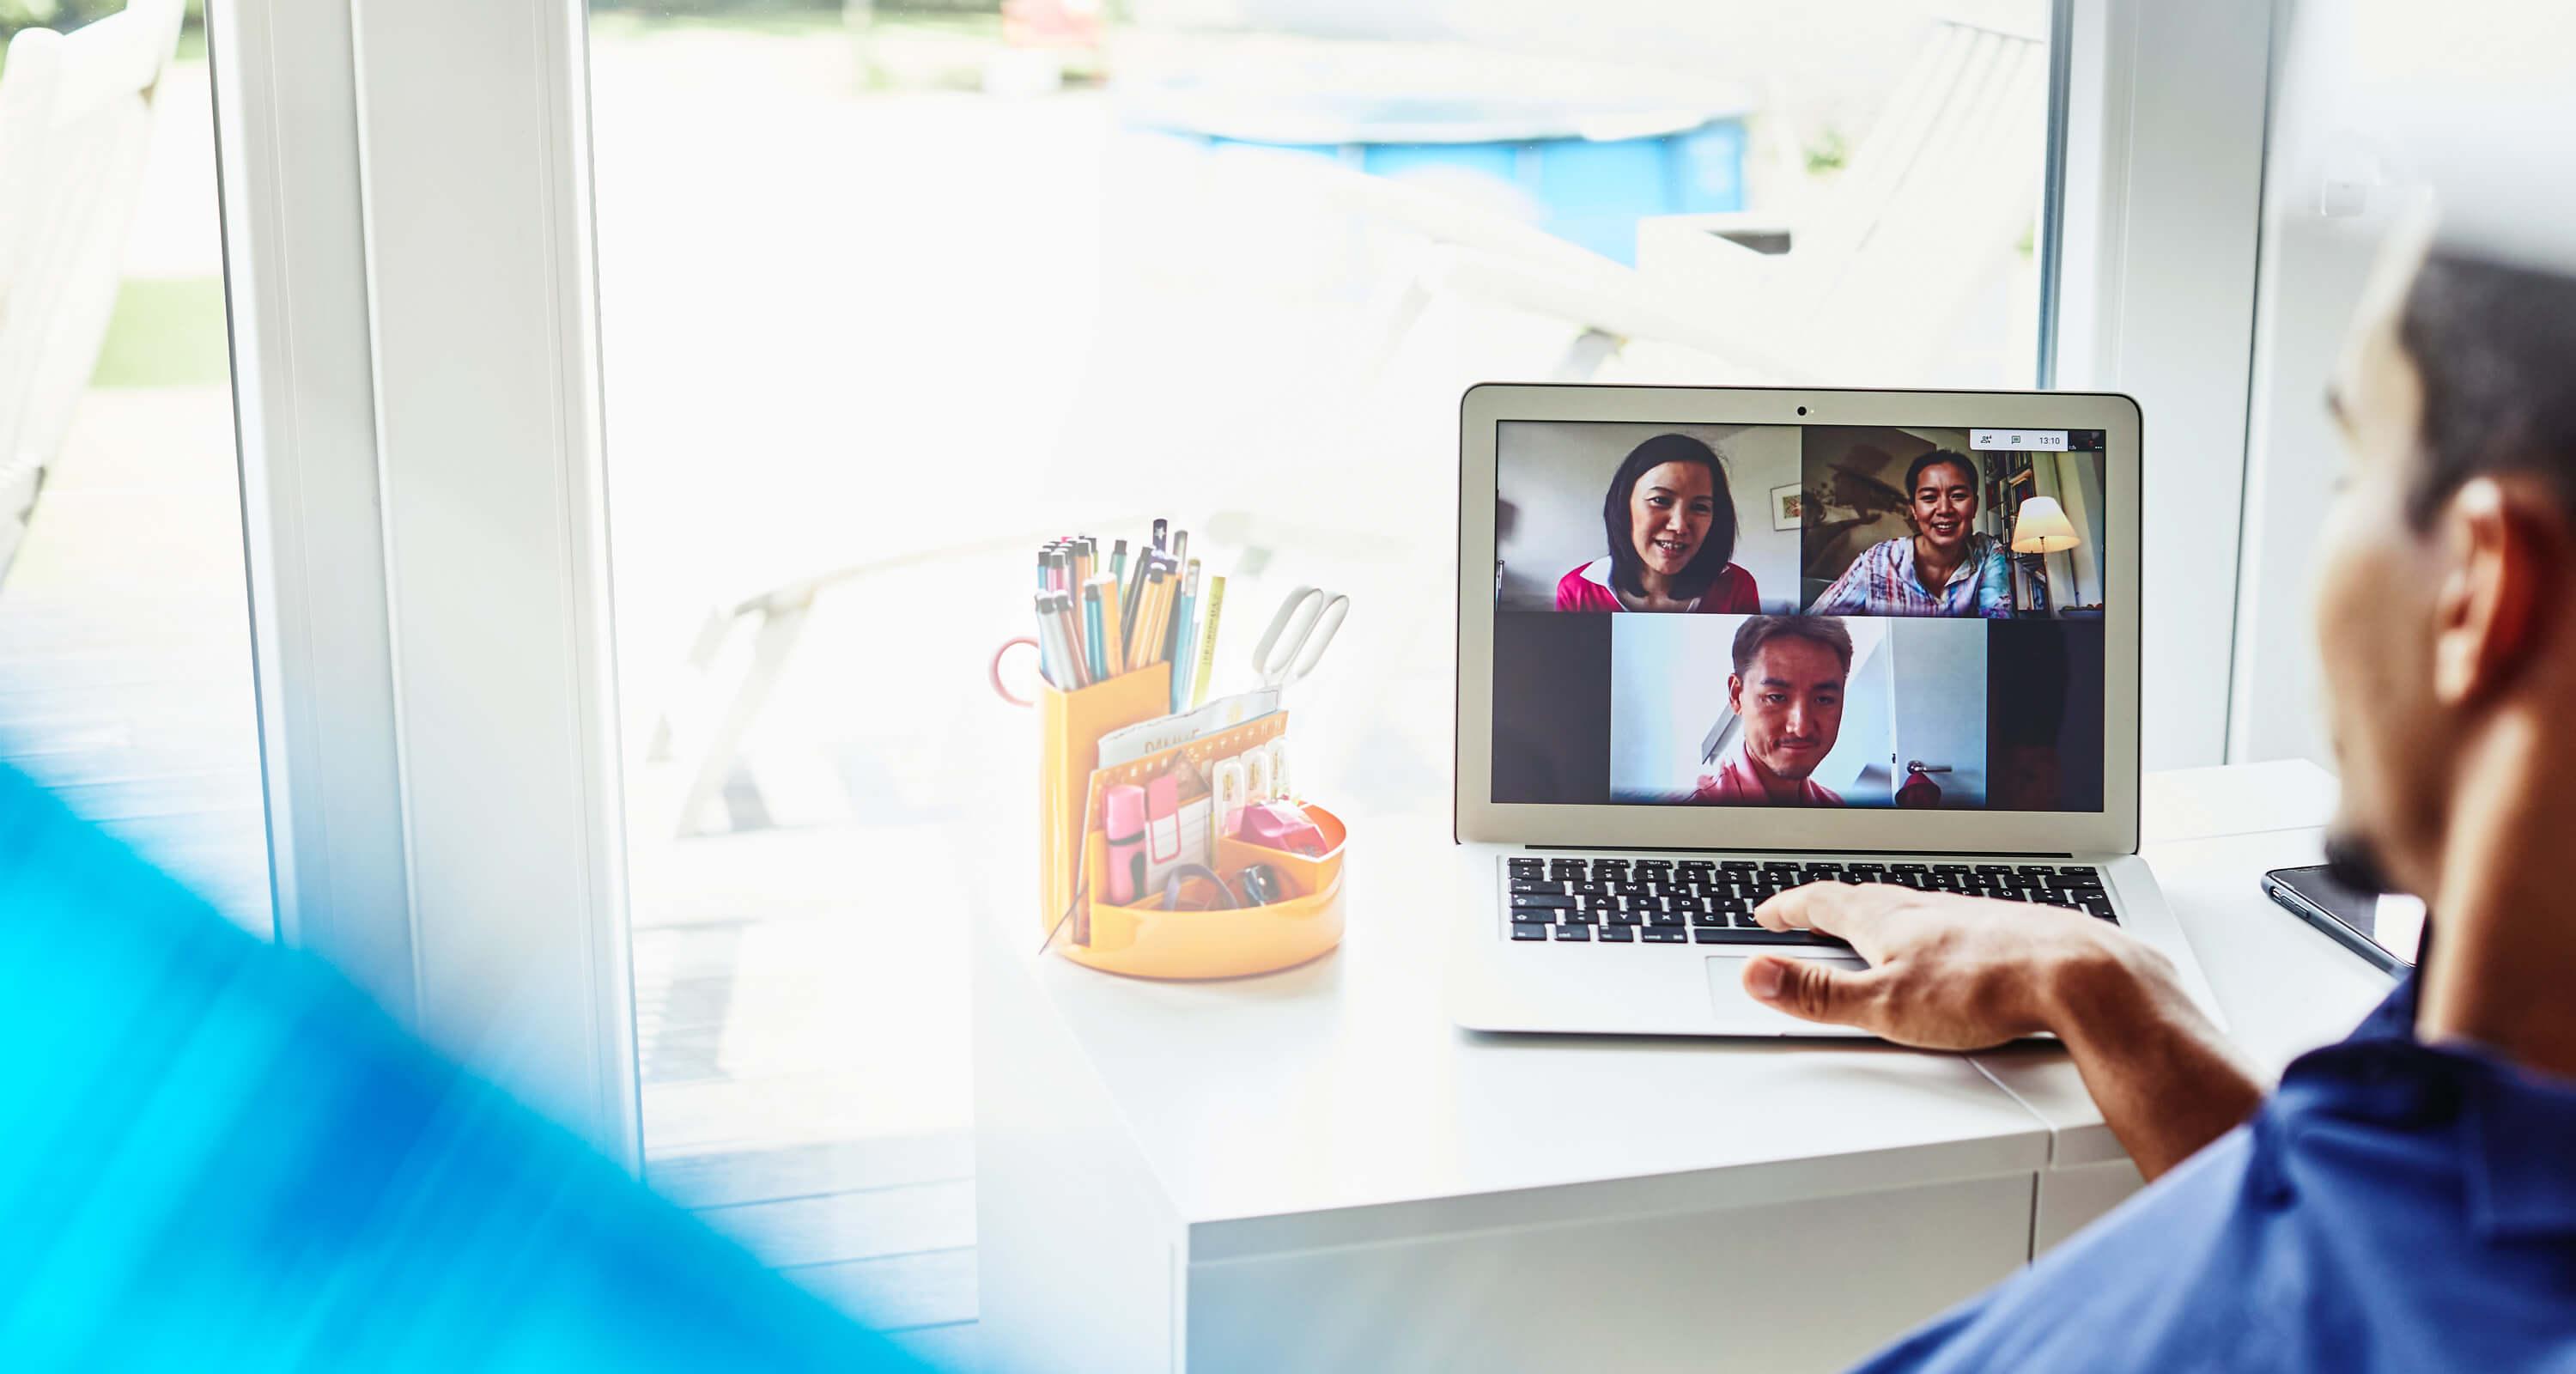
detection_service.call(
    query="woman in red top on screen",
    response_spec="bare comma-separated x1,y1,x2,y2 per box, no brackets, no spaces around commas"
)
1553,434,1761,613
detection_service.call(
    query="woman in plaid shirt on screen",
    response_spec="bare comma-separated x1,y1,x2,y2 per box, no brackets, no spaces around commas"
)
1810,450,2013,618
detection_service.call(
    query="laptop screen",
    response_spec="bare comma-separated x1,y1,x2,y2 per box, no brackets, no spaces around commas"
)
1491,421,2108,812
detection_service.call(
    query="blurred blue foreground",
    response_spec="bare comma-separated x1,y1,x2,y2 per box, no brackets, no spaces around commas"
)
0,762,925,1371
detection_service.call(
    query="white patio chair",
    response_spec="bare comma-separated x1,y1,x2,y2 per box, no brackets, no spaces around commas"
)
1340,15,2049,388
1635,15,2048,383
0,0,187,587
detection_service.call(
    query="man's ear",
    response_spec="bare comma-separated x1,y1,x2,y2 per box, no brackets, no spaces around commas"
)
2430,477,2557,705
1727,673,1745,716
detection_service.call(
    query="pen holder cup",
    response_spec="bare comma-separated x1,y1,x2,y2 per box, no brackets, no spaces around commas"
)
1038,663,1174,931
1072,805,1347,980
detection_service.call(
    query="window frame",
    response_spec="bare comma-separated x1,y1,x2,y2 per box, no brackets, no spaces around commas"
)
211,0,637,1166
209,0,2273,1156
2050,0,2277,770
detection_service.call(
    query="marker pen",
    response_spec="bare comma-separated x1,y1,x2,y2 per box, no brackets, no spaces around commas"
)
1104,784,1148,906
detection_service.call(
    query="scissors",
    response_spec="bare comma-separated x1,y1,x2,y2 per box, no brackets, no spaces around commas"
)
1251,586,1349,691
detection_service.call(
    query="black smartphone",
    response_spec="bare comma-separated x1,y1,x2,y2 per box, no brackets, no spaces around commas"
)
2262,865,2421,974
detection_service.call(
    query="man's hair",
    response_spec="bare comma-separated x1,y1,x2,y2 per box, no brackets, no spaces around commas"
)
1903,449,1978,503
1731,615,1854,678
2400,252,2576,526
1601,433,1741,599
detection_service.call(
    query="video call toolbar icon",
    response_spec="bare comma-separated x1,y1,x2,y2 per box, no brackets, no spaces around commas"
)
1971,428,2072,452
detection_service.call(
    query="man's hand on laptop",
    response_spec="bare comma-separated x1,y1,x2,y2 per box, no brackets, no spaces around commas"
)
1741,884,2148,1050
1743,883,2263,1179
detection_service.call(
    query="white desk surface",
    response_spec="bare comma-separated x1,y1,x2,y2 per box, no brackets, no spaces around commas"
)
987,759,2390,1253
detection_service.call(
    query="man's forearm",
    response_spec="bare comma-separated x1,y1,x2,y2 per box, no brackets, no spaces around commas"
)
2041,939,2265,1182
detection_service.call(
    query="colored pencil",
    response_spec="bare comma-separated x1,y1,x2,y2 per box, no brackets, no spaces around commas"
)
1163,538,1189,663
1096,574,1126,678
1083,580,1109,684
1190,574,1225,708
1170,560,1200,714
1134,560,1173,667
1120,544,1148,648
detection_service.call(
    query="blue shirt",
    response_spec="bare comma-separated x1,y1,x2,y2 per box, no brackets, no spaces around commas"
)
1856,972,2576,1372
1810,532,2014,618
0,762,925,1371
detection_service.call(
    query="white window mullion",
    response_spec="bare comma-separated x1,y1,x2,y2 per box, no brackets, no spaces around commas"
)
210,0,416,1016
2053,0,2276,769
215,0,638,1166
345,0,635,1165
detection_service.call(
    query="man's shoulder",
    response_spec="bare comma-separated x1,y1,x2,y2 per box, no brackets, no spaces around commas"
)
1858,1073,2576,1374
1853,1127,2269,1373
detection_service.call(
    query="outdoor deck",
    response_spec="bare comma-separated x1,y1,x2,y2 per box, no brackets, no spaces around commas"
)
0,378,987,1365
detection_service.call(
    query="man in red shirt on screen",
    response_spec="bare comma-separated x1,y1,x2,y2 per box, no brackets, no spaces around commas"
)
1697,616,1850,806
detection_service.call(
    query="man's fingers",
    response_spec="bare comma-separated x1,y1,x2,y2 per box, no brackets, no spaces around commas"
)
1741,954,1883,1029
1755,882,1899,951
1751,884,1815,929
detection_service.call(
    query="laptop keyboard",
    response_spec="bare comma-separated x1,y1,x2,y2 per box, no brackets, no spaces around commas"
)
1504,856,2117,945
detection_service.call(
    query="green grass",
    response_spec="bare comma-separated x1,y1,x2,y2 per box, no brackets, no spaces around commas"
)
585,7,1002,43
0,17,204,78
89,277,230,389
586,9,849,40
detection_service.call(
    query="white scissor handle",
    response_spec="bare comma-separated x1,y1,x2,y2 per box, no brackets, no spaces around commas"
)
1252,587,1348,689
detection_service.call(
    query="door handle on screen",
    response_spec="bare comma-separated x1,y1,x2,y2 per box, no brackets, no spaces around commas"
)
1897,760,1950,809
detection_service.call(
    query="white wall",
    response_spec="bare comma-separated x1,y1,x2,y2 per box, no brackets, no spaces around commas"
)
1497,421,1802,613
2037,450,2108,611
1826,626,1896,800
1607,615,1733,796
1886,620,1989,806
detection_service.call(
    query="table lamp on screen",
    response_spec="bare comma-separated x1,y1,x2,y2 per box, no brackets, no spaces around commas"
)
2009,495,2081,616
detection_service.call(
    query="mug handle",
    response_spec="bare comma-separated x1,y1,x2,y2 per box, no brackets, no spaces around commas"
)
990,636,1043,708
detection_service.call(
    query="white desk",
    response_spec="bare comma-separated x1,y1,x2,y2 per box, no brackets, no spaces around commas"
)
973,761,2391,1372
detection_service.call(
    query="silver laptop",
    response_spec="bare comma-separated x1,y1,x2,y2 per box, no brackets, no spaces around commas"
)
1447,384,2220,1037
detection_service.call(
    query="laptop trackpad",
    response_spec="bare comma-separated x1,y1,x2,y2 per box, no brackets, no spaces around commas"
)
1706,953,1870,1018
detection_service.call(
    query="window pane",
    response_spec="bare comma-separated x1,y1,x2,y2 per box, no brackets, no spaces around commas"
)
0,2,271,935
586,0,2050,1337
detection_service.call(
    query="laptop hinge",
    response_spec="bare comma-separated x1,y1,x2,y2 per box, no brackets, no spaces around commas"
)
1525,842,2082,860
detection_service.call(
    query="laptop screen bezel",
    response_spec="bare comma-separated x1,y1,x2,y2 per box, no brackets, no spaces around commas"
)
1455,383,2143,857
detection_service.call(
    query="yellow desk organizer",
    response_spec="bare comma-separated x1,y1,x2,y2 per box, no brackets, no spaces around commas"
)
1036,662,1346,980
